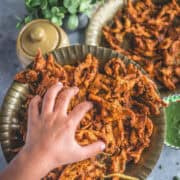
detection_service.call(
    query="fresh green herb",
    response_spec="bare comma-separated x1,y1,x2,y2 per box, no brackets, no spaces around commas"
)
16,0,103,30
66,14,79,30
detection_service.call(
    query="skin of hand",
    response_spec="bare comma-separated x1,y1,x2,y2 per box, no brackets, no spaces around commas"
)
0,82,105,180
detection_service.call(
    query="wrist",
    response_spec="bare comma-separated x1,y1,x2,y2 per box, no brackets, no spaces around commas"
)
19,145,55,179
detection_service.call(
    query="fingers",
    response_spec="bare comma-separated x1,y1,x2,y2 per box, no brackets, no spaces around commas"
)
55,87,79,116
41,82,63,114
68,101,93,129
79,141,105,160
28,95,41,122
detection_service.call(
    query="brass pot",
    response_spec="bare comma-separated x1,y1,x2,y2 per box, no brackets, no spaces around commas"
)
16,19,69,67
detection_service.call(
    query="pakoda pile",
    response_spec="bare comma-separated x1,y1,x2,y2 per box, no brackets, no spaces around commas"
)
15,51,165,179
103,0,180,90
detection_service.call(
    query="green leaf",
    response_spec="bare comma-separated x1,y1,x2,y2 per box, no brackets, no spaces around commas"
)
26,6,34,12
24,15,33,24
40,0,48,10
83,8,92,17
58,19,63,26
29,0,41,8
25,0,31,6
16,22,22,29
51,16,59,24
51,6,59,15
42,9,52,19
52,16,63,26
49,0,58,6
59,6,67,14
56,12,65,18
68,6,78,14
63,0,80,11
91,0,97,4
63,0,71,8
79,0,91,12
67,14,79,30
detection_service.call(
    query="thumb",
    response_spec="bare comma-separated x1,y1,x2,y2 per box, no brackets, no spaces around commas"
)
80,141,106,160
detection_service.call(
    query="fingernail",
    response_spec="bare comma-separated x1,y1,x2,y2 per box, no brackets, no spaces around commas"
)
100,142,106,150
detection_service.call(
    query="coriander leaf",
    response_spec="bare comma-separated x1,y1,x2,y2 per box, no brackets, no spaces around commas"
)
83,8,92,17
51,6,60,15
49,0,58,6
59,6,67,14
51,16,60,25
63,0,80,10
91,0,97,4
56,12,65,18
16,22,22,29
40,0,48,10
67,14,79,30
24,15,33,24
42,9,52,19
25,0,32,6
29,0,41,8
58,19,63,26
67,6,78,14
63,0,71,8
79,0,91,12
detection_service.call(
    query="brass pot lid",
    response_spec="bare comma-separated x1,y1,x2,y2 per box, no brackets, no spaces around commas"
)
19,19,61,57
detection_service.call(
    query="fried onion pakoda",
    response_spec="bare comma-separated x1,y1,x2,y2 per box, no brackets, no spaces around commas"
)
15,51,165,179
103,0,180,90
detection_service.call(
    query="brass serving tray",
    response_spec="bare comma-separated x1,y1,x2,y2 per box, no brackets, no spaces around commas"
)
0,45,165,180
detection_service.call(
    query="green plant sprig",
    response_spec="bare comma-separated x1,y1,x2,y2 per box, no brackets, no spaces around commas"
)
16,0,103,30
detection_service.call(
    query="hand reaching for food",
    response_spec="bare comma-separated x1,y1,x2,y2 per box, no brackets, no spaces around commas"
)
0,82,105,180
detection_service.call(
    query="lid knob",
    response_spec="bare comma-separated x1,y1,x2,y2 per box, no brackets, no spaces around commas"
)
30,27,45,42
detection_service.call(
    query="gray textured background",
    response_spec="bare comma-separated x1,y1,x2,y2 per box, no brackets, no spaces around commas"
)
0,0,179,179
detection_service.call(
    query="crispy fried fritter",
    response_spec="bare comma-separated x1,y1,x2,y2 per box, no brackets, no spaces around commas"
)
103,0,180,90
15,52,165,179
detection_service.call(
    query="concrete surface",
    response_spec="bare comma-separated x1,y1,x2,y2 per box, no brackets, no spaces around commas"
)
0,0,179,179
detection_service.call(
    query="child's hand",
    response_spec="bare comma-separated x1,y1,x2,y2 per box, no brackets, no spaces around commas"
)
24,82,105,170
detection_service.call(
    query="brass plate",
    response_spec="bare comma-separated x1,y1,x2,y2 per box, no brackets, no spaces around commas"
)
0,45,165,180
